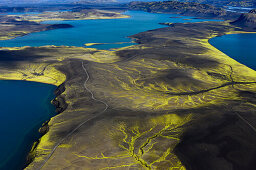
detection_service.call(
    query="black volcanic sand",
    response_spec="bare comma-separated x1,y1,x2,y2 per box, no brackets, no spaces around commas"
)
0,21,255,170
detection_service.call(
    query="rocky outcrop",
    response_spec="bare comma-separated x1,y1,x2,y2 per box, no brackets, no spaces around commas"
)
52,83,68,114
46,24,74,30
25,82,68,169
128,1,240,19
0,15,74,40
250,9,256,14
231,9,256,30
178,0,256,8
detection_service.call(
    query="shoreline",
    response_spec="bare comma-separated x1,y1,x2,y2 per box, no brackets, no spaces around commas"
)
0,13,130,41
0,45,120,169
127,22,256,170
24,28,256,169
32,15,130,23
25,82,67,169
0,67,66,169
0,79,60,170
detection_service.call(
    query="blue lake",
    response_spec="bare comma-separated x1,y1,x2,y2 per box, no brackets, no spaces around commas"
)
0,10,220,50
210,33,256,70
0,81,56,170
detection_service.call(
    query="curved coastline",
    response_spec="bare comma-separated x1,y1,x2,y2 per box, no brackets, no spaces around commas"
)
209,32,256,71
0,24,75,41
27,24,256,169
25,82,68,169
0,79,60,170
0,43,67,169
0,10,130,41
174,30,256,170
0,45,122,169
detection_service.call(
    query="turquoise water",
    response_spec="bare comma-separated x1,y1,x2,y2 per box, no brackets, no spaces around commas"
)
0,80,56,170
0,10,220,50
210,33,256,70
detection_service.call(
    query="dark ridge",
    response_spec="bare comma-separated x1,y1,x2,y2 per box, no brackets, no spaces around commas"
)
230,10,256,30
175,0,256,8
46,24,74,30
25,82,68,169
238,90,256,103
175,110,256,170
52,83,68,114
128,1,240,20
249,9,256,14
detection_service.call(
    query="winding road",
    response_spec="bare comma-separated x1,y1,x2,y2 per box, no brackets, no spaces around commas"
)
38,61,109,169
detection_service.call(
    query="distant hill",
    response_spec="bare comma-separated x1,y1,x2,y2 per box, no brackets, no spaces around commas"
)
0,0,255,7
0,0,117,5
177,0,256,8
0,0,164,5
73,0,118,4
74,0,163,4
128,1,240,19
231,9,256,30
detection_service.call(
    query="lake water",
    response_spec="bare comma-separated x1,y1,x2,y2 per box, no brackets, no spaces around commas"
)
0,10,221,170
0,10,220,50
0,81,56,170
210,33,256,70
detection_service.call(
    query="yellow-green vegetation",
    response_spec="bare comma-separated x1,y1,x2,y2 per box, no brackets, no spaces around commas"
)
0,14,52,41
73,114,191,170
0,21,255,170
0,62,65,86
85,31,256,112
85,42,134,48
0,10,129,41
0,31,30,40
85,43,104,47
0,46,120,85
